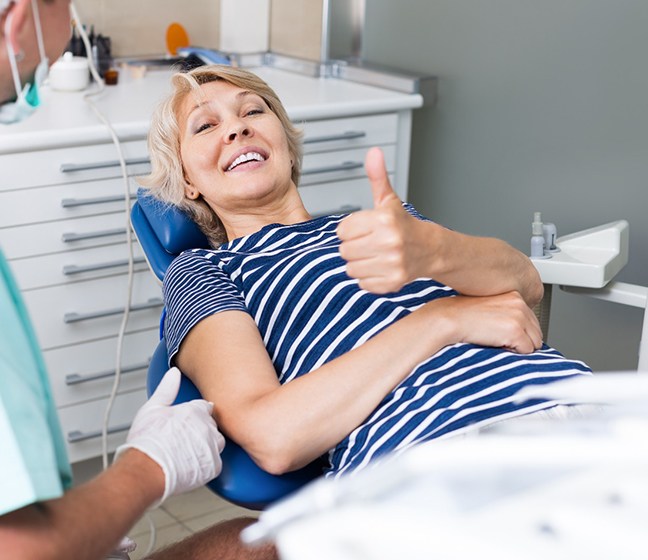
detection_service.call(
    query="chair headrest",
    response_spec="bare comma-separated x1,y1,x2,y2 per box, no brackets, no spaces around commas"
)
136,189,209,254
131,189,210,281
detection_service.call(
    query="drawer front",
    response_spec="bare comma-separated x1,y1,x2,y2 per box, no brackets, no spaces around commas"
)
44,328,158,408
299,175,394,217
0,176,138,227
300,144,396,187
0,140,150,191
58,388,148,463
0,212,132,260
300,113,398,154
11,242,148,290
24,271,163,349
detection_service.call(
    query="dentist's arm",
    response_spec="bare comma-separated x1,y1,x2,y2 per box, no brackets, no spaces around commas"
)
336,147,543,307
0,368,225,560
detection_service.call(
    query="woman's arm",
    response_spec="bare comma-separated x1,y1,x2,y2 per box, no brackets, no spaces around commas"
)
175,291,541,475
337,147,543,307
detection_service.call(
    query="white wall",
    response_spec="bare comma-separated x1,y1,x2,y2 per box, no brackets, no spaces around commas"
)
363,0,648,371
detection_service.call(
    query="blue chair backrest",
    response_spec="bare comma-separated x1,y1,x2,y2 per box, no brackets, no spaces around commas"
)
131,189,324,509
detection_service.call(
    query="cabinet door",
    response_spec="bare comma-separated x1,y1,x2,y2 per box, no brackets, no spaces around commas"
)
0,140,150,191
10,241,147,290
58,388,148,463
300,114,398,154
44,328,158,408
0,212,133,261
24,271,163,349
0,176,138,228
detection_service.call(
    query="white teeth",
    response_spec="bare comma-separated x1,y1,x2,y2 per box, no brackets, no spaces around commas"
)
227,151,265,171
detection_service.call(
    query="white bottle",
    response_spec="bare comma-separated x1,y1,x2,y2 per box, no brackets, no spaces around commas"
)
530,212,548,259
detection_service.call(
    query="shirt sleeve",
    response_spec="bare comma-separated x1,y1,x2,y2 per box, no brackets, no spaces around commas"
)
163,250,248,363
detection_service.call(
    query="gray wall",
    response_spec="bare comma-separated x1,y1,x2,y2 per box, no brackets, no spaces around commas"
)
363,0,648,371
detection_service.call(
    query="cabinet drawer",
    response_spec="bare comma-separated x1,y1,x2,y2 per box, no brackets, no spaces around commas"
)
0,212,132,260
300,175,393,217
300,113,398,154
0,176,138,227
23,271,163,349
58,388,148,463
300,144,396,187
10,242,148,290
0,140,150,192
44,328,158,408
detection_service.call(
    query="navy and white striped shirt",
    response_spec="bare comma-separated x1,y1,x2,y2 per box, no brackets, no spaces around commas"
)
163,205,591,477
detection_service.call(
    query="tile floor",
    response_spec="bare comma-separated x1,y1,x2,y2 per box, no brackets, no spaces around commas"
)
128,487,260,559
72,458,260,559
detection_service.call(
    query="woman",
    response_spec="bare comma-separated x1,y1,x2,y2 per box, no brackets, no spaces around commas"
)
140,65,590,479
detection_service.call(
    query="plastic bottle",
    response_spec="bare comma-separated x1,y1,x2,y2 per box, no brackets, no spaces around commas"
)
530,212,547,258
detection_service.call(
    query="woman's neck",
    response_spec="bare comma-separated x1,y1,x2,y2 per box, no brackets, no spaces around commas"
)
222,197,312,241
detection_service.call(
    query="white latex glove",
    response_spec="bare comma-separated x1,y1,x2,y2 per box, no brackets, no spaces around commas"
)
115,367,225,506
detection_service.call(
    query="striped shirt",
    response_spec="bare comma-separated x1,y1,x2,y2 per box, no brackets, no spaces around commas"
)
163,205,591,477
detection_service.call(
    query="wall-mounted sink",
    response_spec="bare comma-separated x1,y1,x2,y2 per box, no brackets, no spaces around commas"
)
532,220,629,288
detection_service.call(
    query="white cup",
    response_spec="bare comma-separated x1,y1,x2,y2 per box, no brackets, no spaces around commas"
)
49,52,90,92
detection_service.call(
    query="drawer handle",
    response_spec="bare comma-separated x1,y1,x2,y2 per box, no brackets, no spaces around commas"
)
64,297,164,324
62,228,128,243
312,205,362,218
61,193,136,208
60,157,150,173
63,257,146,276
65,360,151,385
303,130,366,144
67,423,131,443
302,161,364,176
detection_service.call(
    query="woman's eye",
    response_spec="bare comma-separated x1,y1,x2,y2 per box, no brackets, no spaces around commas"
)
195,122,213,134
246,108,263,117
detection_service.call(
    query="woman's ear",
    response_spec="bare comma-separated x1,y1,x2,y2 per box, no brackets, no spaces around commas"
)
184,184,200,200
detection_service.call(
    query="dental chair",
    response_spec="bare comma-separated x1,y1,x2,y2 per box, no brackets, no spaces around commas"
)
130,189,325,510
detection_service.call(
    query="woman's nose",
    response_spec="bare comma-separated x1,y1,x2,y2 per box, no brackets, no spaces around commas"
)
225,121,251,143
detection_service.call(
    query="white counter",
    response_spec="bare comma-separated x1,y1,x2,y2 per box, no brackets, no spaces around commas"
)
0,67,423,154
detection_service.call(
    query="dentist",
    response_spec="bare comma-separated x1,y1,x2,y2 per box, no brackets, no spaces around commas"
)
0,1,276,558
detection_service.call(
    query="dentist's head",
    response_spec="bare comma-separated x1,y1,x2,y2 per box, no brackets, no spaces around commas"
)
0,0,71,122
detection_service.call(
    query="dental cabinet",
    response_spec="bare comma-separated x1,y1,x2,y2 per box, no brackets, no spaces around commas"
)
0,67,423,463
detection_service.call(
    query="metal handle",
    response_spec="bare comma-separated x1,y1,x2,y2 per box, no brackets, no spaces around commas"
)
303,130,366,144
60,157,150,173
61,193,136,208
63,257,146,276
65,360,151,385
67,423,131,443
311,205,362,218
62,228,127,243
302,161,364,176
64,297,163,324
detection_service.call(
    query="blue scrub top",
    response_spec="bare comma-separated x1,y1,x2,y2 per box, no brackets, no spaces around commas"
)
0,249,72,516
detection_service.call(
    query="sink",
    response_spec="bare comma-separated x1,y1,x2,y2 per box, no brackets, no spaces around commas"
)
531,220,629,288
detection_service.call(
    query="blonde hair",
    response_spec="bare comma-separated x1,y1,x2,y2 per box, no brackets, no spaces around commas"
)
139,64,303,247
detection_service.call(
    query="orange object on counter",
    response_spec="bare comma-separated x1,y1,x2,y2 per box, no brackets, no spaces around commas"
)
166,22,190,56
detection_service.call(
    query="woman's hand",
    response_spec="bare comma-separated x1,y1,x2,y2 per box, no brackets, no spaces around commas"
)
431,291,543,354
337,147,430,294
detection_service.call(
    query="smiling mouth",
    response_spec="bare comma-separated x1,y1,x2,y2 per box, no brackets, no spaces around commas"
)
226,151,267,171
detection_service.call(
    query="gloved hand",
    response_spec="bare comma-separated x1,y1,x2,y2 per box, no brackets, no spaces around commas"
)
115,367,225,506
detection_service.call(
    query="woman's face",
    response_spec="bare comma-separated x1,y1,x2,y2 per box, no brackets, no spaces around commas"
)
178,79,294,217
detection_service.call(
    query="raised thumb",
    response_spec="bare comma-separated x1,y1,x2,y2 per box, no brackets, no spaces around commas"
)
365,147,395,207
148,366,182,406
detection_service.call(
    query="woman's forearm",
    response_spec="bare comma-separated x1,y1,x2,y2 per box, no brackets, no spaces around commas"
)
419,220,544,307
179,303,457,474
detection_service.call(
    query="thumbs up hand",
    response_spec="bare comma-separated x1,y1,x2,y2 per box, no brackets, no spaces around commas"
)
336,147,429,294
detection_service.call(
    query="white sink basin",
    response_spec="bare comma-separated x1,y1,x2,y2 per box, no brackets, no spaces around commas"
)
532,220,629,288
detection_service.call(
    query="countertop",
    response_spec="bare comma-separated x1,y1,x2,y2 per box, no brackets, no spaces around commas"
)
0,67,423,155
